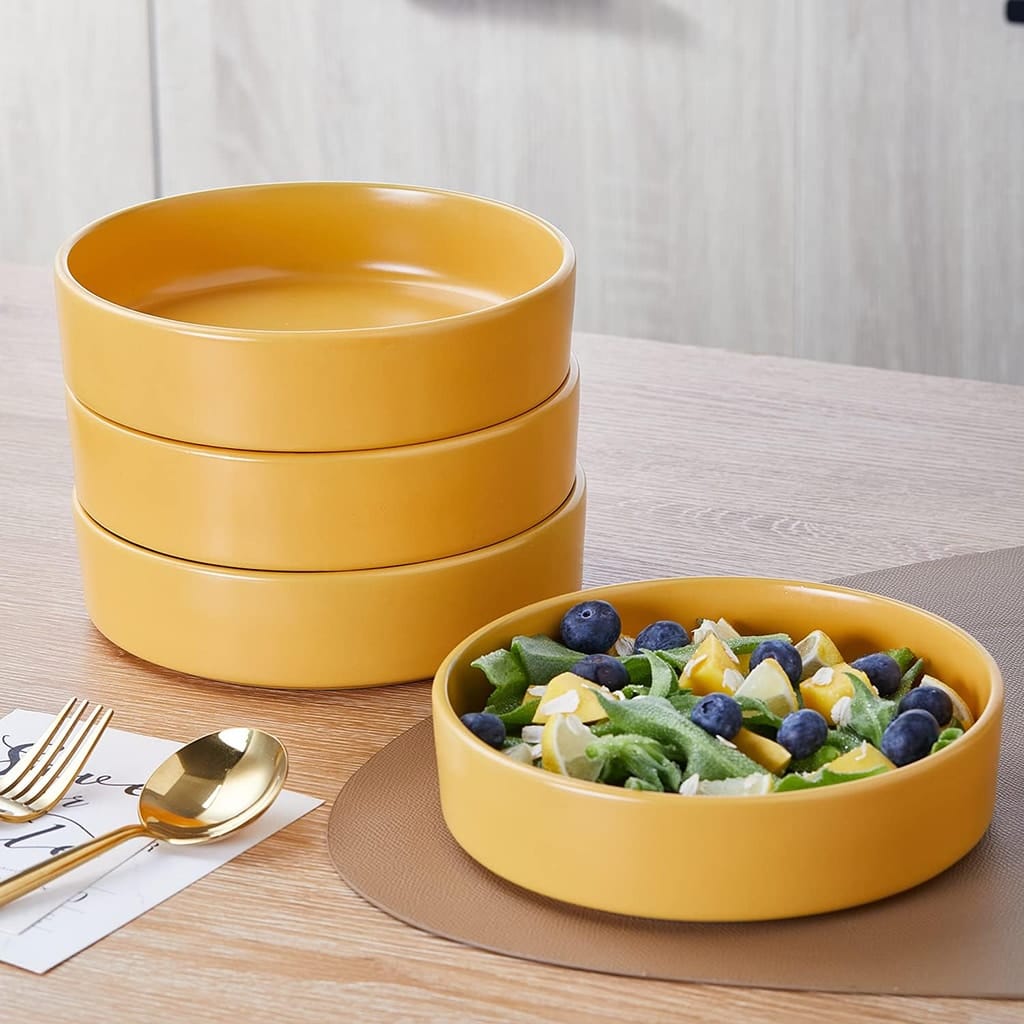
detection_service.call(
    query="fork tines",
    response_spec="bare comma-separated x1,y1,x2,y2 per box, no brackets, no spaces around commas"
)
0,698,113,807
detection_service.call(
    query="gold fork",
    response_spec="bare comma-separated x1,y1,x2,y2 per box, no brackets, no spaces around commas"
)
0,698,114,823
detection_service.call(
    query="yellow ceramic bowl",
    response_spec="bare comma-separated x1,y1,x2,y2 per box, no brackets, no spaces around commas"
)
56,182,575,452
67,361,579,571
73,472,585,689
433,577,1003,921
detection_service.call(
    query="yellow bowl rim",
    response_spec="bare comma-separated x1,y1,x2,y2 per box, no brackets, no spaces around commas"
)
434,575,1005,805
55,180,576,339
67,357,579,458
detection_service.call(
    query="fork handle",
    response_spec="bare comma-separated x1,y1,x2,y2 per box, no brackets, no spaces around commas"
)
0,823,149,909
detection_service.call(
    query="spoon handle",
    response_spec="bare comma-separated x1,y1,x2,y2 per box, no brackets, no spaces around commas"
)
0,823,149,909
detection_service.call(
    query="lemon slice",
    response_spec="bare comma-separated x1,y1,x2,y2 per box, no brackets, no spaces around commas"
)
735,659,799,718
795,629,843,679
920,675,975,729
698,773,773,796
540,714,602,781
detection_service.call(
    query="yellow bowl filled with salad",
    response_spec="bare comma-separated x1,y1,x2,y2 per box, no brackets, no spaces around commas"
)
432,577,1003,921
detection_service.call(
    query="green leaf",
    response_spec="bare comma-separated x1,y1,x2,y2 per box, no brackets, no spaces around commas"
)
931,727,964,754
774,771,826,792
736,695,783,731
728,632,793,655
510,634,586,686
821,764,889,785
667,690,701,715
496,699,540,728
588,719,616,737
774,763,888,792
474,648,530,715
654,644,696,671
586,733,682,792
789,744,841,773
827,727,867,754
844,673,897,748
885,647,919,674
893,657,925,701
473,647,525,690
596,694,766,781
622,684,652,699
646,652,678,699
624,776,661,792
621,654,652,686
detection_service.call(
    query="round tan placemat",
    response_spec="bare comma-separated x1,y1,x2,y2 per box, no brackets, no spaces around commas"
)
328,548,1024,998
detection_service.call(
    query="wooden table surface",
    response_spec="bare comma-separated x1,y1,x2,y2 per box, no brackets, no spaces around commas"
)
1,263,1022,1023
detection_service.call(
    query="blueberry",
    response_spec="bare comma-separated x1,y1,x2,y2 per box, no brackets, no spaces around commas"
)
851,653,902,697
749,639,802,687
776,709,829,759
881,708,940,766
635,620,690,652
571,654,629,690
690,692,743,740
559,600,621,654
898,687,953,727
460,712,506,749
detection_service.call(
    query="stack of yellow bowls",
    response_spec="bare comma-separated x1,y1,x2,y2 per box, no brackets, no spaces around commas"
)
55,182,585,689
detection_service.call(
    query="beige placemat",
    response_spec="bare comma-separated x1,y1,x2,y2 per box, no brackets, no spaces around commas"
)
328,548,1024,997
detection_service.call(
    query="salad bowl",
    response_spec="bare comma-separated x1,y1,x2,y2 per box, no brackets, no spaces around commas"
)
432,576,1003,920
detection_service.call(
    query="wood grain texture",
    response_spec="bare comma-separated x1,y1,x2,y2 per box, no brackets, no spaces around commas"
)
0,1,155,265
2,262,1023,1021
151,0,796,354
797,0,1024,384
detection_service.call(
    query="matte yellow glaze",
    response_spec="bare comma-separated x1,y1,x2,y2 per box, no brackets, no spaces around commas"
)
56,182,575,452
433,577,1003,920
72,473,585,689
67,362,579,571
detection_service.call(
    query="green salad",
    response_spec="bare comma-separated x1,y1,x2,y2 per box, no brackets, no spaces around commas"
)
457,600,974,796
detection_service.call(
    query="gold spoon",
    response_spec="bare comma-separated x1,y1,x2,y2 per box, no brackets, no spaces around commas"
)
0,727,288,909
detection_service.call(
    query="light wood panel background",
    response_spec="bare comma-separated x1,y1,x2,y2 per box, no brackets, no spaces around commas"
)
1,1,1021,383
0,1,154,266
797,1,1024,383
150,0,796,356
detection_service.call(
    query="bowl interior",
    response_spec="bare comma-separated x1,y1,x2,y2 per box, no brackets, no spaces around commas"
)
63,183,570,332
441,577,999,729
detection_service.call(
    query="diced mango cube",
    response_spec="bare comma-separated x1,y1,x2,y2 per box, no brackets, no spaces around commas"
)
732,728,792,774
799,663,872,723
532,672,608,724
681,634,743,695
795,629,844,680
827,742,895,775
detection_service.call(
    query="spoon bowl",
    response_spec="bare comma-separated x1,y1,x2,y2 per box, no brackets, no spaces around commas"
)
140,728,289,843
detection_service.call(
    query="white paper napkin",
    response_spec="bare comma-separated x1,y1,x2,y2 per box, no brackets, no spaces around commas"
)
0,710,321,972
